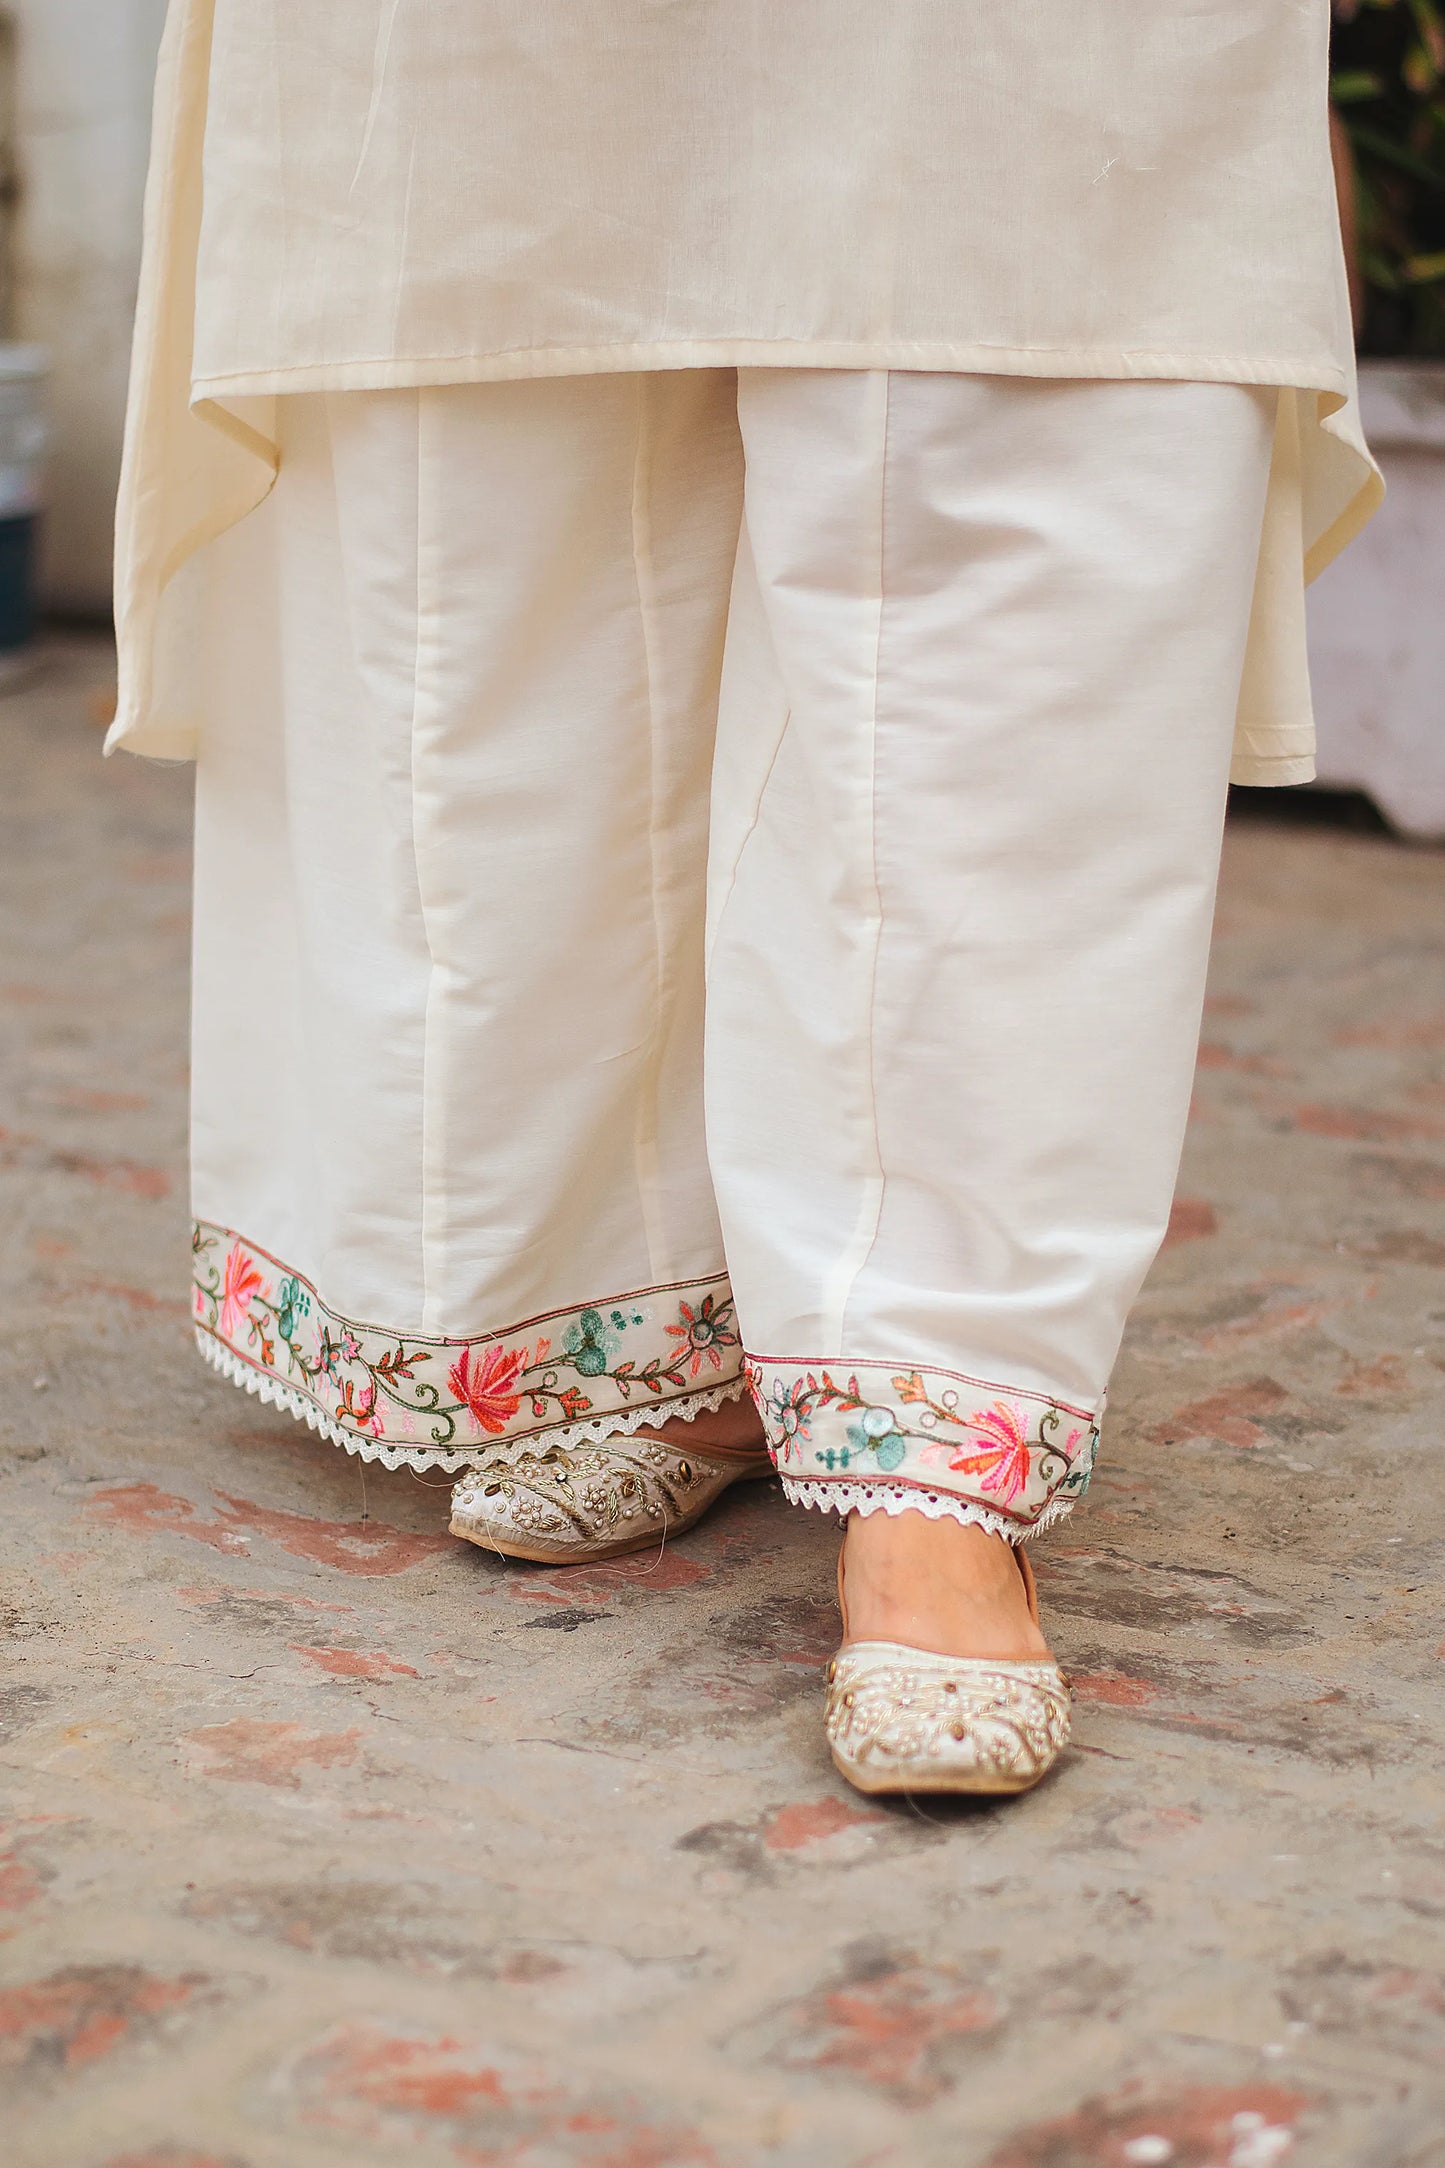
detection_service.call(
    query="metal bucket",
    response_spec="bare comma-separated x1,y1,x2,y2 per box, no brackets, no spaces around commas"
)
0,344,48,675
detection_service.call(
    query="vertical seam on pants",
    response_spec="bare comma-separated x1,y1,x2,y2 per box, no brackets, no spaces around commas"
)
410,389,446,1334
629,377,669,1281
704,702,791,975
826,370,892,1349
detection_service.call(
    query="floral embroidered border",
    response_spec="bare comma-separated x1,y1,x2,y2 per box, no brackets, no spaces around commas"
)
745,1354,1100,1534
193,1221,746,1468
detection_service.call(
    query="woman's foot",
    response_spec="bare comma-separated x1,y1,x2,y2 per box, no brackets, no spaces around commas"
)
840,1510,1052,1659
448,1393,771,1563
825,1511,1069,1796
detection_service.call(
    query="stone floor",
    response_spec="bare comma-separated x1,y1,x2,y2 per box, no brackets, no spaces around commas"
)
3,634,1443,2168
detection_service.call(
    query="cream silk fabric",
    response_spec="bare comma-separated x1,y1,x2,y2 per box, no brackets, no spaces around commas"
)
188,369,1274,1534
110,0,1380,774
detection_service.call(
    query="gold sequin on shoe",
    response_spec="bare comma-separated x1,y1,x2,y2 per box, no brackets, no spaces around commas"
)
824,1643,1070,1795
448,1434,772,1563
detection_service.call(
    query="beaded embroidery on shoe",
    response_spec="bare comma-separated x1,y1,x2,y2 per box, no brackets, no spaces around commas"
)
449,1435,771,1563
825,1643,1070,1795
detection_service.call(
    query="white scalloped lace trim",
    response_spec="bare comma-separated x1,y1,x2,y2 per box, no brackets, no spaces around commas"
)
197,1328,749,1473
779,1473,1077,1542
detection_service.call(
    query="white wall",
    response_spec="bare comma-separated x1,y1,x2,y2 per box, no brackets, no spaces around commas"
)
1309,365,1445,839
13,0,168,612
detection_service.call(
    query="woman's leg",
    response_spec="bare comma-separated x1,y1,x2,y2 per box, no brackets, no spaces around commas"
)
708,369,1278,1643
190,372,760,1492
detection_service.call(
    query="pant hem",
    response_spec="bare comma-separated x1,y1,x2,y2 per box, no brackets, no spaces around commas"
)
192,1220,746,1470
747,1353,1099,1534
778,1473,1078,1541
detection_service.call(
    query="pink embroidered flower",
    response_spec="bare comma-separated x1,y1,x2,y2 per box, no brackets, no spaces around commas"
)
759,1376,811,1458
664,1293,738,1375
219,1243,266,1340
449,1340,536,1435
947,1400,1034,1503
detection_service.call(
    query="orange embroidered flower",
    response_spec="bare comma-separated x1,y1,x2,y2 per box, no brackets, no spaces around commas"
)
449,1340,538,1435
947,1400,1034,1502
337,1377,381,1435
219,1243,266,1340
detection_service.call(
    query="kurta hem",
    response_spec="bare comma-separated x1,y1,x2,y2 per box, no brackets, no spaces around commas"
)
114,0,1383,784
190,344,1353,401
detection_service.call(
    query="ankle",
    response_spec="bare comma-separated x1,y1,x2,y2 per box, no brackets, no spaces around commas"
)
654,1392,767,1459
846,1509,1028,1594
840,1510,1051,1661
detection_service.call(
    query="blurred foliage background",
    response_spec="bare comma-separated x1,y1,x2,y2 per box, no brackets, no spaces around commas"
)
1333,0,1445,354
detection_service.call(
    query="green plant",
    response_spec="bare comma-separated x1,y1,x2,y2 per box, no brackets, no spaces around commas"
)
1333,0,1445,353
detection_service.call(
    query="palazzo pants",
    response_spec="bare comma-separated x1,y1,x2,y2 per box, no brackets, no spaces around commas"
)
189,367,1279,1539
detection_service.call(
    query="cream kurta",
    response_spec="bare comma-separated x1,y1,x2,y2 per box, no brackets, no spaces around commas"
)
111,0,1381,773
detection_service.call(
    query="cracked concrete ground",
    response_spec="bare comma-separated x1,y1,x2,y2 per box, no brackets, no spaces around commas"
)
3,632,1444,2168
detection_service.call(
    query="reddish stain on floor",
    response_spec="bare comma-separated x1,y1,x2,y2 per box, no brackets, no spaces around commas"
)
1367,1964,1445,2016
985,2080,1309,2168
1195,1042,1291,1078
0,1846,46,1917
71,1279,183,1314
285,2022,719,2163
86,1484,249,1556
1070,1670,1159,1710
1287,1101,1445,1144
1355,1149,1445,1207
1353,1227,1445,1268
1151,1378,1289,1450
1145,1807,1204,1837
1333,1354,1412,1397
761,1798,888,1851
335,2030,507,2118
1198,1293,1338,1350
1163,1198,1219,1248
515,1548,713,1603
184,1720,363,1788
104,2153,246,2168
773,1957,996,2106
211,1493,455,1576
49,1149,172,1199
289,1644,419,1680
0,1966,214,2081
1334,1012,1445,1050
86,1482,454,1576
